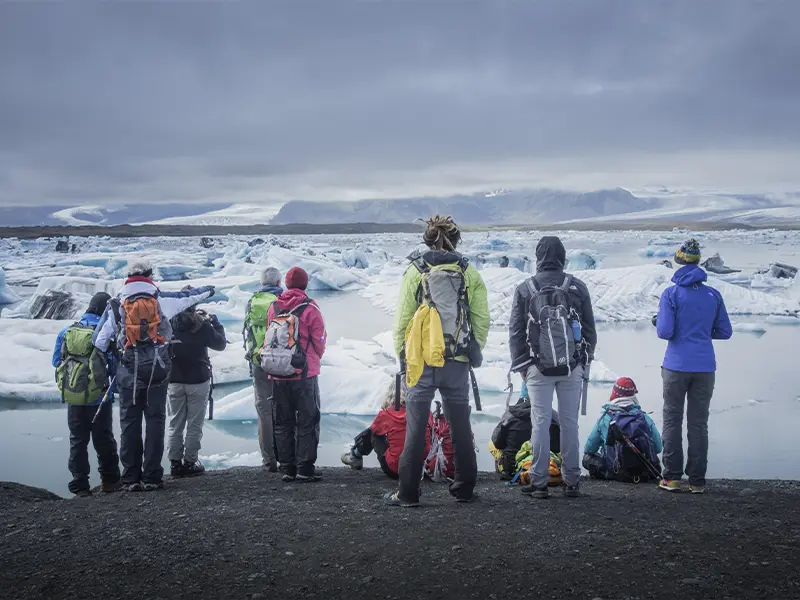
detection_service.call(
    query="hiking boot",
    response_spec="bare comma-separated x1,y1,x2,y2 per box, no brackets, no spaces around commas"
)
455,492,479,504
101,481,121,494
183,461,206,477
521,484,550,499
659,479,682,493
689,485,706,495
296,468,323,483
282,474,296,483
124,482,144,492
73,489,92,498
341,449,363,470
564,484,583,498
383,491,420,508
170,460,185,478
142,482,164,492
263,461,279,473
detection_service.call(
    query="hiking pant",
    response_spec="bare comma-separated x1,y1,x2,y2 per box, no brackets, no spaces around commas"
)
167,381,210,464
398,361,476,502
525,365,583,488
67,402,120,494
253,367,277,468
273,376,321,478
661,369,715,486
354,428,396,479
119,384,169,485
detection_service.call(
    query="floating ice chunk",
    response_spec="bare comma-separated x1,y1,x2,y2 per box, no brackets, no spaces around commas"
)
565,250,599,271
0,319,64,400
701,253,741,275
341,248,369,269
731,322,767,334
637,246,673,258
200,451,262,470
0,267,19,305
266,246,367,291
765,315,800,325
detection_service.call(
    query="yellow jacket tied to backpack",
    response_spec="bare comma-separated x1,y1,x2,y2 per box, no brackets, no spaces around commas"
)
404,305,445,387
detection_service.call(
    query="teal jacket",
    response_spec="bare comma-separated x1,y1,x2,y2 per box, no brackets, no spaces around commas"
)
584,399,663,455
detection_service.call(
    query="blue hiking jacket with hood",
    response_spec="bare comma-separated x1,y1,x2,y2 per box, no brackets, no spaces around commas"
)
656,265,732,373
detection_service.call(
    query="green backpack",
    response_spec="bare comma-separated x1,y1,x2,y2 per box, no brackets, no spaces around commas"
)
243,292,278,366
56,324,109,406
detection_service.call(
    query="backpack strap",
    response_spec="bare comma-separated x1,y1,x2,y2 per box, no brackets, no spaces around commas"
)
561,275,574,291
525,277,540,296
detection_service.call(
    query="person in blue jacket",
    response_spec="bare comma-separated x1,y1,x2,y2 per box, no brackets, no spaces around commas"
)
583,377,663,482
654,239,732,494
53,292,120,497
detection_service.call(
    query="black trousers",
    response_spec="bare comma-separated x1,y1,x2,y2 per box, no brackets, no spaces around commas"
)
67,402,120,494
119,385,168,485
273,377,321,478
353,428,397,479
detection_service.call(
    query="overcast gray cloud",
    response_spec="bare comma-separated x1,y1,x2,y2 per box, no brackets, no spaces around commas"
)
1,1,799,207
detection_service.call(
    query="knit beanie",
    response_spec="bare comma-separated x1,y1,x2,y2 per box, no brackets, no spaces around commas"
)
610,377,638,401
675,239,701,265
285,267,309,290
86,292,111,317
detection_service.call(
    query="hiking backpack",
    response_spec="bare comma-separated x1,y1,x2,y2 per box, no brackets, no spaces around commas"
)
260,303,310,377
525,275,581,376
112,294,172,392
56,323,109,405
410,255,472,360
604,410,661,482
243,292,278,366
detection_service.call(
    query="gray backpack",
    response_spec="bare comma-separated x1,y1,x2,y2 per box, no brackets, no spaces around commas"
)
260,303,310,377
525,275,580,376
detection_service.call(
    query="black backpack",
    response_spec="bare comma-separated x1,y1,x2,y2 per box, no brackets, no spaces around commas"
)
525,275,580,376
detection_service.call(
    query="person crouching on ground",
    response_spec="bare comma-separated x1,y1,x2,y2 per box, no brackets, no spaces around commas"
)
385,214,490,507
583,377,663,483
168,292,227,478
53,292,120,497
264,267,327,483
244,267,284,473
490,380,561,480
93,262,215,492
341,379,420,479
655,239,732,494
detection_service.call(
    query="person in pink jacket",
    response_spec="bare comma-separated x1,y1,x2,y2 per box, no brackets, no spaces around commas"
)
266,267,327,482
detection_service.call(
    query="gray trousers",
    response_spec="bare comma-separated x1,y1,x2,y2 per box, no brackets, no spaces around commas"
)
119,384,168,485
661,368,715,486
168,381,211,464
253,367,276,467
525,365,583,488
398,361,476,502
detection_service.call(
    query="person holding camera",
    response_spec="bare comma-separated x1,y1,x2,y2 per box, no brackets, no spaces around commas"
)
167,288,227,478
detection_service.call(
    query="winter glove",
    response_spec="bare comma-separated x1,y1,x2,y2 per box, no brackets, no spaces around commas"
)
651,314,658,327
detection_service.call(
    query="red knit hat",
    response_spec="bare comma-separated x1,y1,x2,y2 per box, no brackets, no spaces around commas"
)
285,267,309,290
610,377,638,401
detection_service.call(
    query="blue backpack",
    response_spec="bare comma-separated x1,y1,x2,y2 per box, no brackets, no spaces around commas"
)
603,409,661,482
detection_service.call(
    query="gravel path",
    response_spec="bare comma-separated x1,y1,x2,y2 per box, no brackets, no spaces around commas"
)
1,469,799,600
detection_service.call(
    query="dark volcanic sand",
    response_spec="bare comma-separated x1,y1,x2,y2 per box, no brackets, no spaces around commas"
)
1,470,798,600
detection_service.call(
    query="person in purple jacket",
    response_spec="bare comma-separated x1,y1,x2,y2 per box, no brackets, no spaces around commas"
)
655,239,732,494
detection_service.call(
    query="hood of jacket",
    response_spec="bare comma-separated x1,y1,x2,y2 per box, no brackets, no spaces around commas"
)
672,264,707,287
119,280,159,300
79,313,101,327
273,288,310,312
170,310,200,334
258,284,284,296
602,397,642,413
421,250,468,267
535,236,566,272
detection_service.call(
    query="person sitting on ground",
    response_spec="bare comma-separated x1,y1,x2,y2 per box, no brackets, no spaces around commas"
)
341,379,425,480
94,261,215,492
243,267,284,473
583,377,663,483
489,381,561,480
168,293,227,478
264,267,327,483
53,292,120,497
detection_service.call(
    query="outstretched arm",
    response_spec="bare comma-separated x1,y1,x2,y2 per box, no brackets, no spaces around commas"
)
159,286,215,319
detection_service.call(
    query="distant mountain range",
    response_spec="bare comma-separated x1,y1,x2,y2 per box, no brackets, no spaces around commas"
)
2,187,799,228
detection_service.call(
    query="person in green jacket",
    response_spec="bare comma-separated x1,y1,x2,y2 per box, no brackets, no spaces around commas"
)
384,215,490,507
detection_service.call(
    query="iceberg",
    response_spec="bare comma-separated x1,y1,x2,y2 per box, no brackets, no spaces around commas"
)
0,319,66,401
0,267,19,305
565,250,600,271
341,248,370,269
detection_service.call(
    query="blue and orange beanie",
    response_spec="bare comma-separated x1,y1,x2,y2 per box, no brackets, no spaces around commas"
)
675,238,701,265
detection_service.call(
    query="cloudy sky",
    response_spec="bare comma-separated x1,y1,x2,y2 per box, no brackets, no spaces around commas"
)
1,1,799,207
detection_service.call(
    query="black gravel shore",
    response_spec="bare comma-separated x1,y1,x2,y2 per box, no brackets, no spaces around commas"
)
1,470,798,600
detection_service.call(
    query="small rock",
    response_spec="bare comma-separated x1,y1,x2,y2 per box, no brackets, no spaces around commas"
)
739,488,757,497
285,551,294,556
451,545,463,551
52,528,63,535
252,594,266,599
682,578,701,585
361,576,374,584
665,562,677,567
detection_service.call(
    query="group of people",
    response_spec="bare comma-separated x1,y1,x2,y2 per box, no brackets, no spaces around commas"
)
54,215,732,503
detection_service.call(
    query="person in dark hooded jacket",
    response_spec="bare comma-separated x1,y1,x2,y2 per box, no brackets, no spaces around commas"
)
655,239,732,494
167,296,227,478
490,381,560,479
508,236,596,499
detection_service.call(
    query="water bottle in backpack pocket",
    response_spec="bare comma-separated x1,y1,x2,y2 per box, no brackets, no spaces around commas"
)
525,275,579,376
260,303,310,377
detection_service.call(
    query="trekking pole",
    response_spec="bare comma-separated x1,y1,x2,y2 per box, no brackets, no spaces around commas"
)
469,367,482,412
580,363,590,416
504,371,514,409
609,421,662,482
91,376,116,425
208,376,215,421
394,370,404,411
